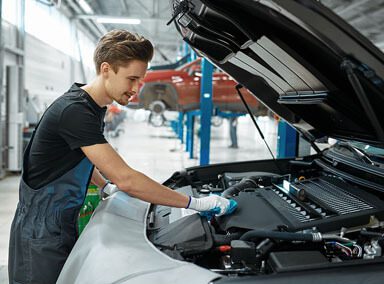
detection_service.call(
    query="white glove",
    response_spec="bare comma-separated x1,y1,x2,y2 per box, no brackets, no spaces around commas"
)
187,195,230,216
101,183,119,196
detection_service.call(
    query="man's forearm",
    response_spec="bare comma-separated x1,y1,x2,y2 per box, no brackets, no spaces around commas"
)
116,170,189,208
82,143,189,207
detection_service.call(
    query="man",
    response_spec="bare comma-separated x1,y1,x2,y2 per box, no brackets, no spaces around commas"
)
229,116,239,148
8,30,233,284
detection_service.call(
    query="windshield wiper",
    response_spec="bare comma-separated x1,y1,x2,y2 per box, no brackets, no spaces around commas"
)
336,142,376,166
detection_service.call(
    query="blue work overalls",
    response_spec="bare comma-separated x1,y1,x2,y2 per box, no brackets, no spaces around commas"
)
8,116,94,283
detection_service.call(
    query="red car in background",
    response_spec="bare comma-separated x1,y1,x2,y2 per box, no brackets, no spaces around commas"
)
130,58,267,116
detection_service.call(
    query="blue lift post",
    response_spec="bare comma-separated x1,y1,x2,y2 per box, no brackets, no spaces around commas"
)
170,112,184,143
172,43,197,144
182,42,189,58
199,58,214,165
185,111,193,154
185,112,195,154
185,110,199,158
178,112,184,143
277,120,297,158
190,48,197,62
170,43,193,143
177,44,213,164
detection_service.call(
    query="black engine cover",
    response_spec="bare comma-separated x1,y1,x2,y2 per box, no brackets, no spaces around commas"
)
217,176,384,233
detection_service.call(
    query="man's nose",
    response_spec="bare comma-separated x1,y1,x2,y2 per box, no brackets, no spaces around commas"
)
131,81,139,93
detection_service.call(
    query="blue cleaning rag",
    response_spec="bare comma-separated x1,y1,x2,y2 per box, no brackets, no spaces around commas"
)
200,199,238,220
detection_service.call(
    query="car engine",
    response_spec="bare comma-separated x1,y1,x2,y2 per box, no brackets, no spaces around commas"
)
146,160,384,276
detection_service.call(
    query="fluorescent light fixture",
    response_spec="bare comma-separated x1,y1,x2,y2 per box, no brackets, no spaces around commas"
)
78,0,93,14
96,17,141,25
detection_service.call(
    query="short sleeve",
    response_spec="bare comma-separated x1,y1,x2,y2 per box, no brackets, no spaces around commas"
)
59,103,107,150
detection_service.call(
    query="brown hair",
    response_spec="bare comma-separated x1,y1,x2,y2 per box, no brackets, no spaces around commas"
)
93,29,154,74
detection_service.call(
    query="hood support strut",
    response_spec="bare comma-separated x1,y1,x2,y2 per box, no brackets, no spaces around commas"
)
235,84,283,173
341,59,384,142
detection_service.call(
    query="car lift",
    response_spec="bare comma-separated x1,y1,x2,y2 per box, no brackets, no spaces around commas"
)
277,120,297,158
171,44,299,164
169,45,211,165
170,43,215,165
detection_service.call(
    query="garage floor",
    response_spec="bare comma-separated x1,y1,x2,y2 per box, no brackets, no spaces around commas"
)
0,110,278,282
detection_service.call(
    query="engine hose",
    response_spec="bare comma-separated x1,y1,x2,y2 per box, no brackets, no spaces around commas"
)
360,230,384,239
256,238,275,257
240,230,322,242
222,177,259,198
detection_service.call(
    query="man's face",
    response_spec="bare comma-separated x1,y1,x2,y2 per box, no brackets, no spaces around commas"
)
104,60,148,106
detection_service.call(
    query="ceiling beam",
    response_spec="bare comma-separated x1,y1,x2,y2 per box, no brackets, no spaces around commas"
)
132,0,152,17
119,0,129,13
153,0,160,18
64,0,102,39
336,0,370,17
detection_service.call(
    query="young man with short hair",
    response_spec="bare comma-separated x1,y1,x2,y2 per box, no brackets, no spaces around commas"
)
8,30,233,284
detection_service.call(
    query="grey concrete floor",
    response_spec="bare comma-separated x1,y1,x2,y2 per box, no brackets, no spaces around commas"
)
0,109,278,282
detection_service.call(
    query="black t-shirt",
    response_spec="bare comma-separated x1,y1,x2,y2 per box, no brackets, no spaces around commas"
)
26,83,107,189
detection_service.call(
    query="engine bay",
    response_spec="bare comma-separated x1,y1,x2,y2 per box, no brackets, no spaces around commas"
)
146,158,384,276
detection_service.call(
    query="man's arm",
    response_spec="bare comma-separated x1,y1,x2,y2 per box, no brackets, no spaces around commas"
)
81,143,189,208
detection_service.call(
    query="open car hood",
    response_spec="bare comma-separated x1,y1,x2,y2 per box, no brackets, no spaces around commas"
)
171,0,384,146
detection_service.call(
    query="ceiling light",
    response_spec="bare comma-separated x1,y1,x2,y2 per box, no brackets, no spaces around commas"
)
96,17,141,25
77,0,93,14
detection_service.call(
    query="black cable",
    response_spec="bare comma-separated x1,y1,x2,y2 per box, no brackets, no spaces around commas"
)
360,229,384,238
235,84,283,174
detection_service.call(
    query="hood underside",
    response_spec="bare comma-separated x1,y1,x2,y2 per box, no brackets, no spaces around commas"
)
172,0,384,146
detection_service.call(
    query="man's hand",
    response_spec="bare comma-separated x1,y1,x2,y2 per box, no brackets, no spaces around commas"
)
187,195,234,216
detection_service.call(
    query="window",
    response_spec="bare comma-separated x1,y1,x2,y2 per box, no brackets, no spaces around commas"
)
25,0,74,57
2,0,18,25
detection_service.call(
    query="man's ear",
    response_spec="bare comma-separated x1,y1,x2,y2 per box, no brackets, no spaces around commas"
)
100,62,110,77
